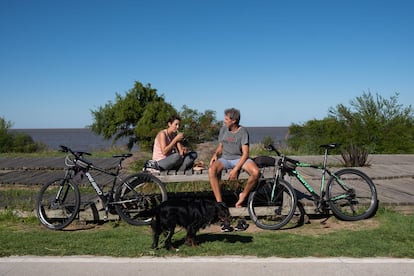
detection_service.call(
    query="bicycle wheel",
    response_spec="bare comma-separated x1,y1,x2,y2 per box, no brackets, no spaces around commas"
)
327,168,378,221
115,173,167,226
36,177,80,230
248,178,297,230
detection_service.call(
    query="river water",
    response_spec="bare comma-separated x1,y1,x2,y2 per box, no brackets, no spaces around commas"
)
10,127,289,151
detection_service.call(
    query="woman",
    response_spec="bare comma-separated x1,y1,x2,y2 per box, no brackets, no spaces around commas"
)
150,115,197,171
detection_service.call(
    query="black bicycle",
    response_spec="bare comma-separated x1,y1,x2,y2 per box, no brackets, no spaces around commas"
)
36,145,167,230
248,143,378,230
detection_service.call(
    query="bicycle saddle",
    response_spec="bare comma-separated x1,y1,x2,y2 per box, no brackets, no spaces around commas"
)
320,143,340,149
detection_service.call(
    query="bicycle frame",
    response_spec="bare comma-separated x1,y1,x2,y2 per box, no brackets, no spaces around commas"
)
38,145,168,230
281,150,355,210
73,157,129,206
61,145,132,211
249,143,378,228
275,145,352,210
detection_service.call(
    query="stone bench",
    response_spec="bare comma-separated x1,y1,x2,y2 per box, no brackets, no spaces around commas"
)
145,166,278,183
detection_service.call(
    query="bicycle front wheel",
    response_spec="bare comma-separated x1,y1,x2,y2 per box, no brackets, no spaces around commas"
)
115,173,167,226
327,168,378,221
36,177,80,230
248,178,297,230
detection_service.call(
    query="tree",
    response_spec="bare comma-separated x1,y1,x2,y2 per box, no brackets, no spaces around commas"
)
329,91,414,153
288,91,414,154
134,101,177,150
288,117,343,154
90,81,174,150
0,117,45,153
178,105,221,146
0,117,13,152
90,82,221,151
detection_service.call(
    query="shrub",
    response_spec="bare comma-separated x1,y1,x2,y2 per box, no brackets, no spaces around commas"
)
341,143,370,167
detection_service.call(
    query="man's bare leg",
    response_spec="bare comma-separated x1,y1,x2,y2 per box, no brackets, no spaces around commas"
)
235,162,260,208
208,162,224,203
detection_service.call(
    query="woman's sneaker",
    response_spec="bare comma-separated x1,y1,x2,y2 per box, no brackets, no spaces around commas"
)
143,160,160,173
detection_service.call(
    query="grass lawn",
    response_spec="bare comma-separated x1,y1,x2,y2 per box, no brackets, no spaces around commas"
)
1,208,413,258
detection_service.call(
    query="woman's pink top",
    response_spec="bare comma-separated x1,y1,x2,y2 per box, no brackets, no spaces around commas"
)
152,130,172,161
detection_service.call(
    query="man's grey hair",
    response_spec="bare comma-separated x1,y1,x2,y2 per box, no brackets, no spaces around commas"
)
225,108,241,125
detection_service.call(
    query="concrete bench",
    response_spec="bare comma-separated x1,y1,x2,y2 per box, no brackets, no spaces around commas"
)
145,166,278,183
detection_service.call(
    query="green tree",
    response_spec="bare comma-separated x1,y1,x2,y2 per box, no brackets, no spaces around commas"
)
134,101,177,150
0,117,45,153
178,105,221,146
329,91,414,153
288,117,344,154
288,92,414,154
90,81,174,150
90,82,221,151
0,117,13,152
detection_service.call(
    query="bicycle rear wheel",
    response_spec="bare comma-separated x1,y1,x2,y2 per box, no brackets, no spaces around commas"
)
327,168,378,221
36,177,80,230
248,178,297,230
115,173,167,225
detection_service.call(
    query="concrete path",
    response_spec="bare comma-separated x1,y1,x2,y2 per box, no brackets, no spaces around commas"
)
1,155,413,275
1,256,414,276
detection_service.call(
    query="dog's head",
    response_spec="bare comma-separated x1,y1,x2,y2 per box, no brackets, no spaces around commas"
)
215,202,231,224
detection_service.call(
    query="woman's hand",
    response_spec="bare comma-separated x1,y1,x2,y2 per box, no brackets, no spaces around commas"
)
174,132,184,143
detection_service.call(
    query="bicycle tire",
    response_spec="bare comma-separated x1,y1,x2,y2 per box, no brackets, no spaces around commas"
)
114,173,167,226
36,177,80,230
327,168,378,221
248,178,297,230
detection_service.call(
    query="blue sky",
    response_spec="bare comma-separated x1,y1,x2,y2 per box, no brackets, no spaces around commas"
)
1,0,413,128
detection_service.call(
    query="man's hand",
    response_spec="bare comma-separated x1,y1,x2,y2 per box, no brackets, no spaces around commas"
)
228,168,239,180
209,154,217,166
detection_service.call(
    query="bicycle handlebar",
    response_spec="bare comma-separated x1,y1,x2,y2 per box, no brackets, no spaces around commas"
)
265,144,282,156
59,145,91,157
60,145,133,171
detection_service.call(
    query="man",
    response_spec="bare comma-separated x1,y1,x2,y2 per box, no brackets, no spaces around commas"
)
208,108,260,211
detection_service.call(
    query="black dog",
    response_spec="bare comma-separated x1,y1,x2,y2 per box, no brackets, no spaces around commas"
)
148,198,231,250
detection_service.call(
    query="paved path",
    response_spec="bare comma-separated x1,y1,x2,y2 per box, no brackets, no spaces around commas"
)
1,154,413,206
1,155,413,275
1,256,414,276
1,154,413,218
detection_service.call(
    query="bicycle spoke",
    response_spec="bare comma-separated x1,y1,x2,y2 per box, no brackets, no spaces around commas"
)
327,169,378,220
115,173,167,226
37,178,80,230
248,179,297,230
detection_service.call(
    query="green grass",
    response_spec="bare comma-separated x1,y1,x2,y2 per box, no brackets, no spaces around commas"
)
0,187,38,211
0,208,413,258
0,146,134,158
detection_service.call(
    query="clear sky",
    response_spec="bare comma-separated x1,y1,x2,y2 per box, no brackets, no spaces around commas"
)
1,0,413,128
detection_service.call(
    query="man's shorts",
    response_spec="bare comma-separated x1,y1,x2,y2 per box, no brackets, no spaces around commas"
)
218,158,253,170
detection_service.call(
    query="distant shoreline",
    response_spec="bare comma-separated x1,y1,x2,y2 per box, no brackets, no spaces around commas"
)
9,127,290,150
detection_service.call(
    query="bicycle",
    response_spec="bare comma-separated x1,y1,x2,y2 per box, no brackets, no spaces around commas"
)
248,143,378,230
36,145,167,230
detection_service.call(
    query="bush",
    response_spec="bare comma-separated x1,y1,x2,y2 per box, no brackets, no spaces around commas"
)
341,143,370,167
0,117,45,153
288,92,414,155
